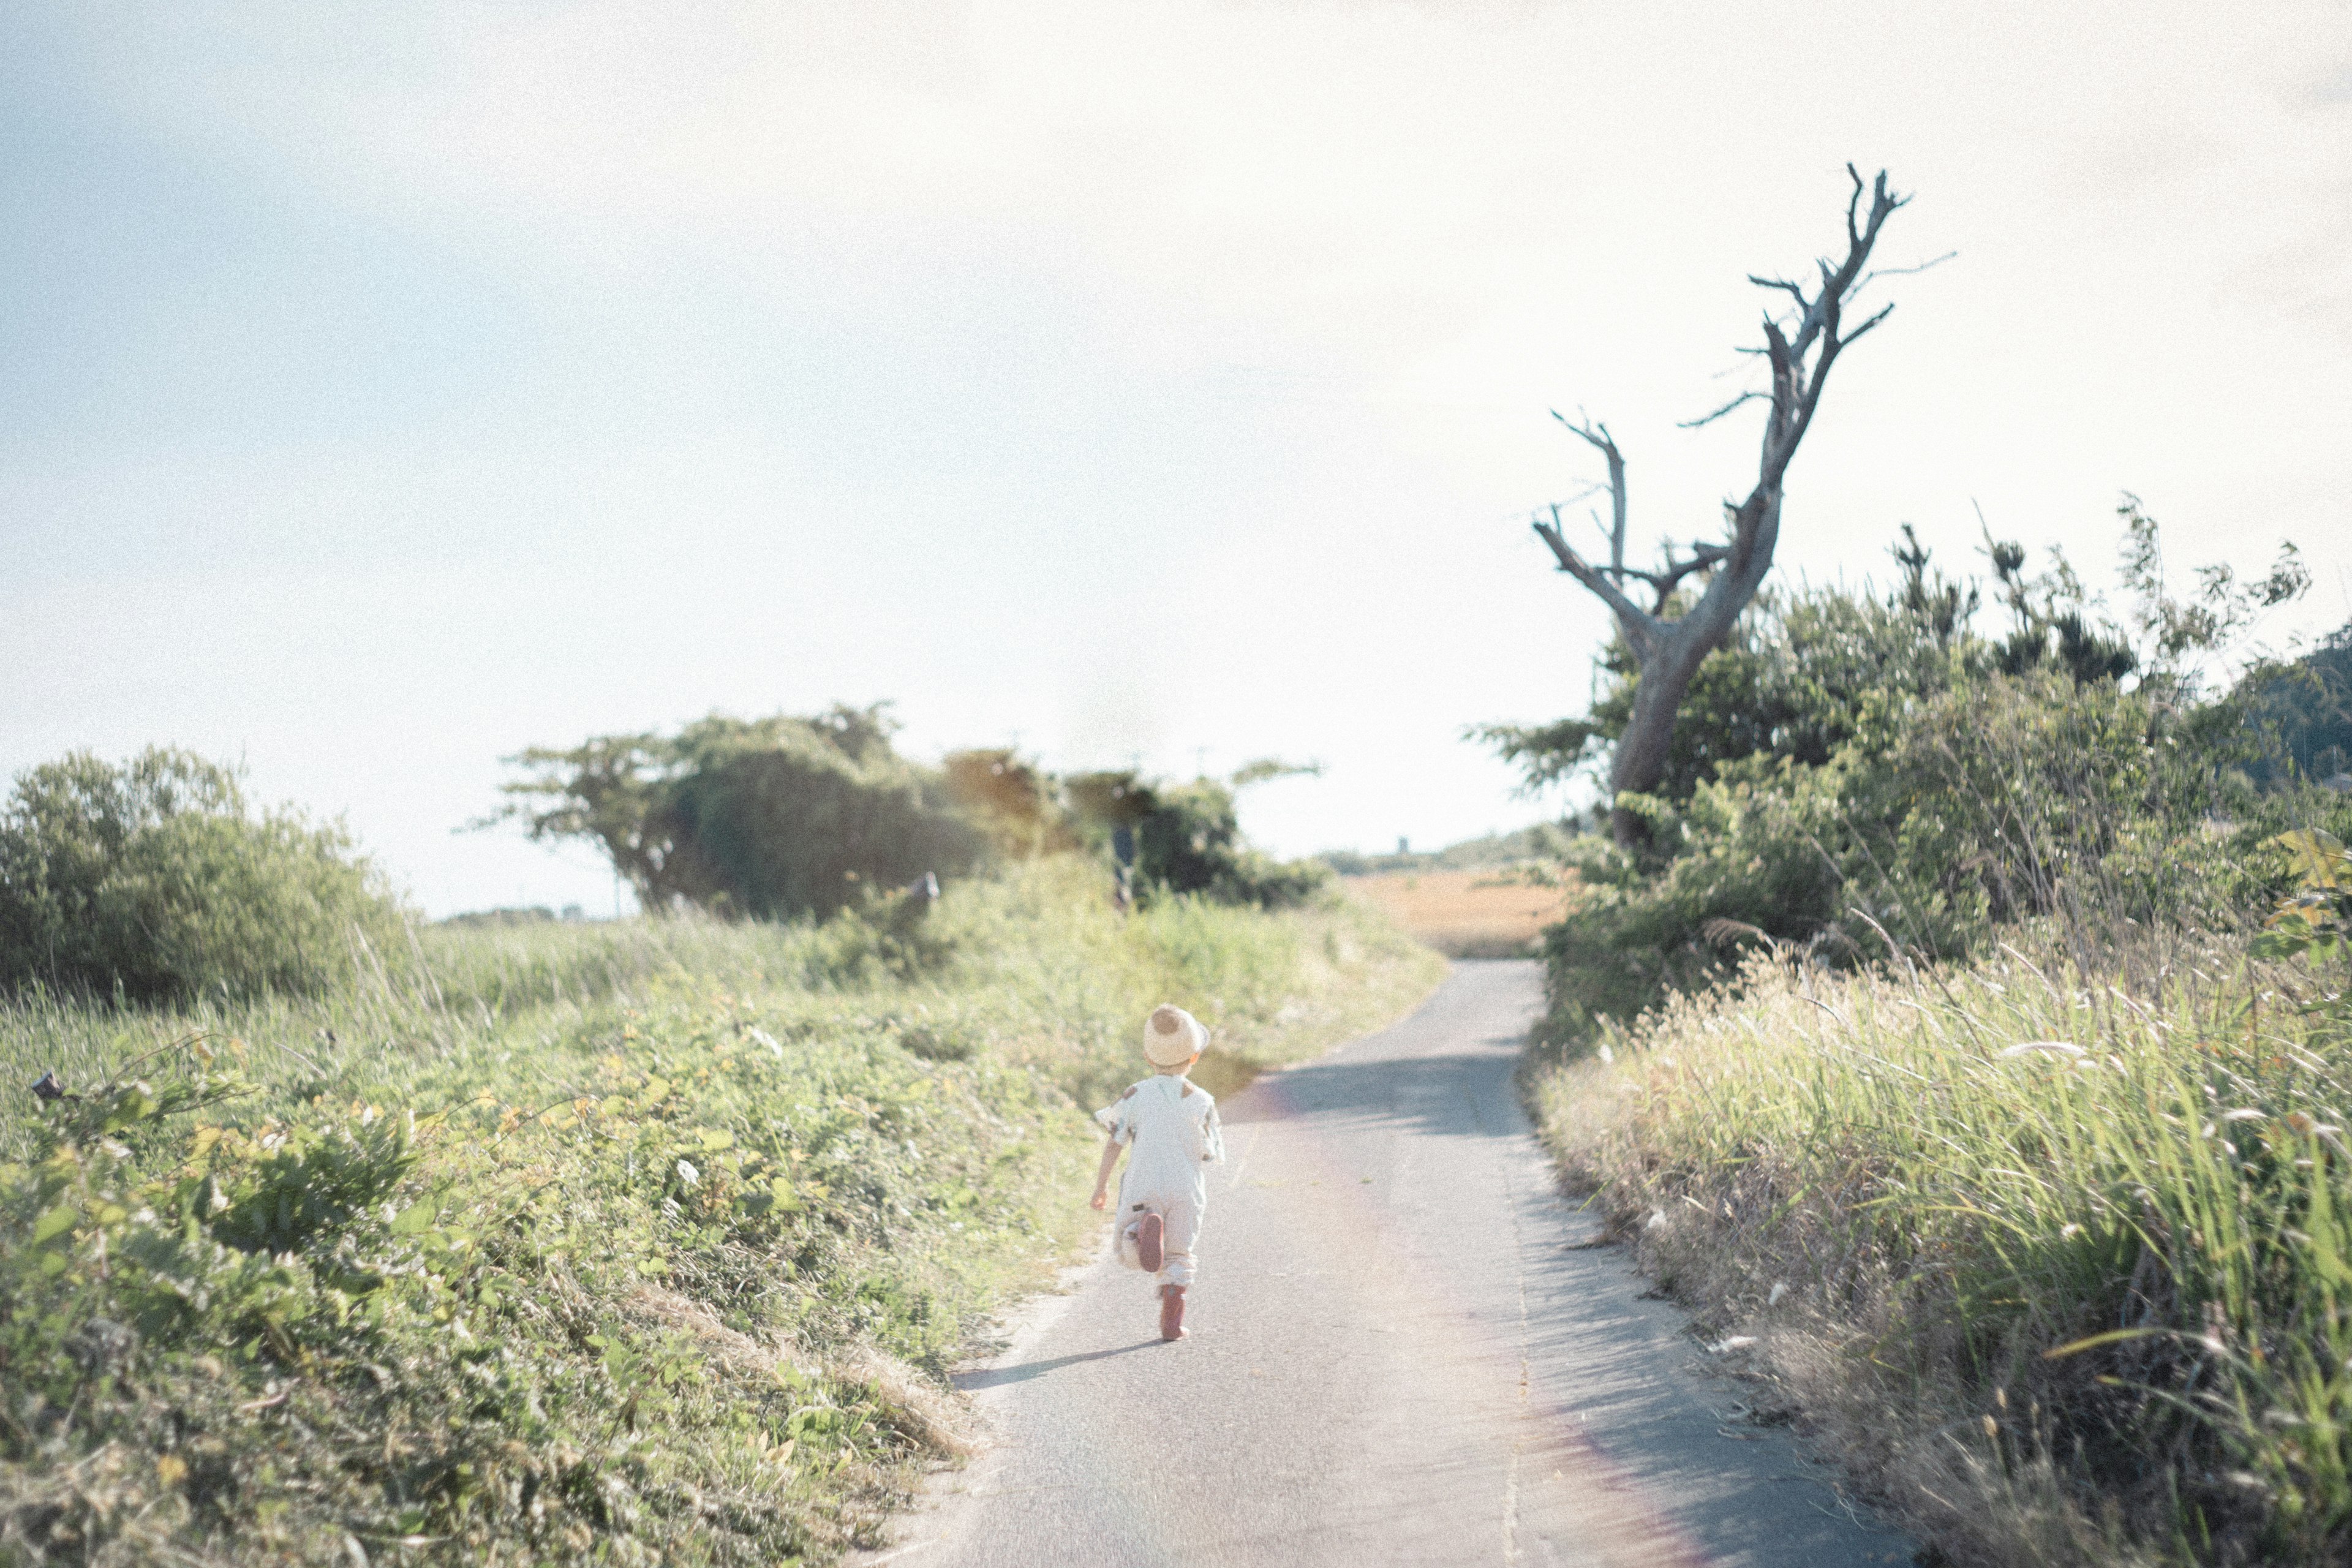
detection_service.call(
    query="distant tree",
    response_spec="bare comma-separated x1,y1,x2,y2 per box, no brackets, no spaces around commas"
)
2244,627,2352,785
1064,765,1327,909
941,748,1075,858
1523,167,1912,847
0,748,406,1001
492,706,986,921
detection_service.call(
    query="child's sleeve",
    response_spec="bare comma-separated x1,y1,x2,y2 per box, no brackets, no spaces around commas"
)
1201,1101,1225,1164
1093,1085,1137,1144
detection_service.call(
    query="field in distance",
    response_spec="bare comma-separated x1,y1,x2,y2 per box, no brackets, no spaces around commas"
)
1340,869,1570,958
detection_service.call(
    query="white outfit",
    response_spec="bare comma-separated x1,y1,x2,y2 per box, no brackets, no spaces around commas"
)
1095,1074,1224,1287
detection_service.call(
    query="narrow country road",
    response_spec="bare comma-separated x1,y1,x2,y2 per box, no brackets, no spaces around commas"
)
867,962,1913,1567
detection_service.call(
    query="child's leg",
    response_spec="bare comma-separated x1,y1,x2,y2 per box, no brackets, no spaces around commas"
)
1112,1201,1152,1270
1156,1196,1202,1288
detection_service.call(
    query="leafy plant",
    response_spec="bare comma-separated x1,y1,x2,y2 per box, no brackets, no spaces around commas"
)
492,707,988,921
0,748,408,1003
0,856,1439,1564
1065,771,1328,910
2254,829,2352,962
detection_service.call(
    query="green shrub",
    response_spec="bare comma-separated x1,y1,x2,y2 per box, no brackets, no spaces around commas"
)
2242,624,2352,786
1536,924,2352,1566
1541,668,2352,1036
495,708,988,921
0,748,407,1003
0,856,1440,1564
1065,771,1329,910
1510,510,2325,1039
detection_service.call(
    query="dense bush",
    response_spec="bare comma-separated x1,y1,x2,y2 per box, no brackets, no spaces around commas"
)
1066,770,1329,910
0,748,407,1003
2244,624,2352,785
1515,502,2349,1563
501,706,1327,923
1538,927,2352,1566
0,858,1439,1563
1494,508,2330,1035
1543,669,2352,1030
496,707,989,921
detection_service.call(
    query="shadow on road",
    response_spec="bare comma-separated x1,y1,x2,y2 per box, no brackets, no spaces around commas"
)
1217,1036,1527,1134
954,1340,1165,1392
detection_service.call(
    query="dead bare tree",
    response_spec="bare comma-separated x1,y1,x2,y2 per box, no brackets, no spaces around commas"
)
1534,165,1912,848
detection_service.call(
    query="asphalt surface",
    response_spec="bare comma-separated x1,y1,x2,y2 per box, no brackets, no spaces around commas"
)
864,961,1914,1568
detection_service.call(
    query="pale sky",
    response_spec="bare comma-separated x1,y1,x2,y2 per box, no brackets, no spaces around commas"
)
6,1,2349,916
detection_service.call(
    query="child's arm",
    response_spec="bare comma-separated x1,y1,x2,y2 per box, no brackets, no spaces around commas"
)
1089,1137,1123,1210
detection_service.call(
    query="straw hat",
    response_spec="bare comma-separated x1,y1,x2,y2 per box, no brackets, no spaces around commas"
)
1143,1004,1207,1067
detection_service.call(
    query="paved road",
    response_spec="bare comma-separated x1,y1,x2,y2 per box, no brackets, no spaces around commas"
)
866,962,1913,1568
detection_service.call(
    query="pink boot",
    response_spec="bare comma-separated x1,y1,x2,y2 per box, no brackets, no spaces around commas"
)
1135,1212,1165,1273
1159,1283,1187,1341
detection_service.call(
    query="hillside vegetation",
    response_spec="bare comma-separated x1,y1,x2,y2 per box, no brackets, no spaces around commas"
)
1512,510,2352,1566
0,860,1441,1564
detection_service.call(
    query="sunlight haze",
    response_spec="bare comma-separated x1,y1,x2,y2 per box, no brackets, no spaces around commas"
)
7,1,2348,914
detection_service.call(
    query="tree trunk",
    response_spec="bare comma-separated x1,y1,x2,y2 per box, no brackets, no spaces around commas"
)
1528,168,1908,849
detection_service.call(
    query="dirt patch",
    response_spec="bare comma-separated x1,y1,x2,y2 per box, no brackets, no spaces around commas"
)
1340,870,1569,958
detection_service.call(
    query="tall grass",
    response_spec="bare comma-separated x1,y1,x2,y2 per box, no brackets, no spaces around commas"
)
0,858,1441,1564
1537,935,2352,1566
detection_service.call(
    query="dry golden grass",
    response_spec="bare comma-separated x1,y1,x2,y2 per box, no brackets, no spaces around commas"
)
1340,869,1569,958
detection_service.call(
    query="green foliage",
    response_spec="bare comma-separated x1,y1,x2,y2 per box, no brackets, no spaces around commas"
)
1482,498,2307,818
0,858,1440,1564
1132,778,1327,910
1065,771,1330,910
1517,500,2334,1563
1500,507,2328,1036
1536,936,2352,1566
2253,830,2352,963
939,748,1074,858
0,748,408,1004
1539,668,2350,1032
1476,578,1977,805
495,707,988,921
2241,624,2352,786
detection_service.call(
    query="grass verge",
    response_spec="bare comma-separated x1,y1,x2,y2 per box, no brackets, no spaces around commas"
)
1,859,1441,1564
1531,937,2352,1567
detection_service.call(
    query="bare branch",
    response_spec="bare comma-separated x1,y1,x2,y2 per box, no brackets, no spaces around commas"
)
1860,249,1956,285
1551,410,1629,572
1616,543,1733,614
1746,274,1807,306
1531,505,1659,654
1510,165,1911,848
1678,389,1766,430
1838,301,1897,347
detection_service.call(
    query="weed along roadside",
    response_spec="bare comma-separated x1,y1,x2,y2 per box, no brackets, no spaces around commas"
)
1488,502,2352,1568
0,859,1442,1564
1530,925,2352,1567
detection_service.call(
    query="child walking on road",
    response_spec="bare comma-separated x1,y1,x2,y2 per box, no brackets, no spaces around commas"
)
1091,1004,1225,1340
